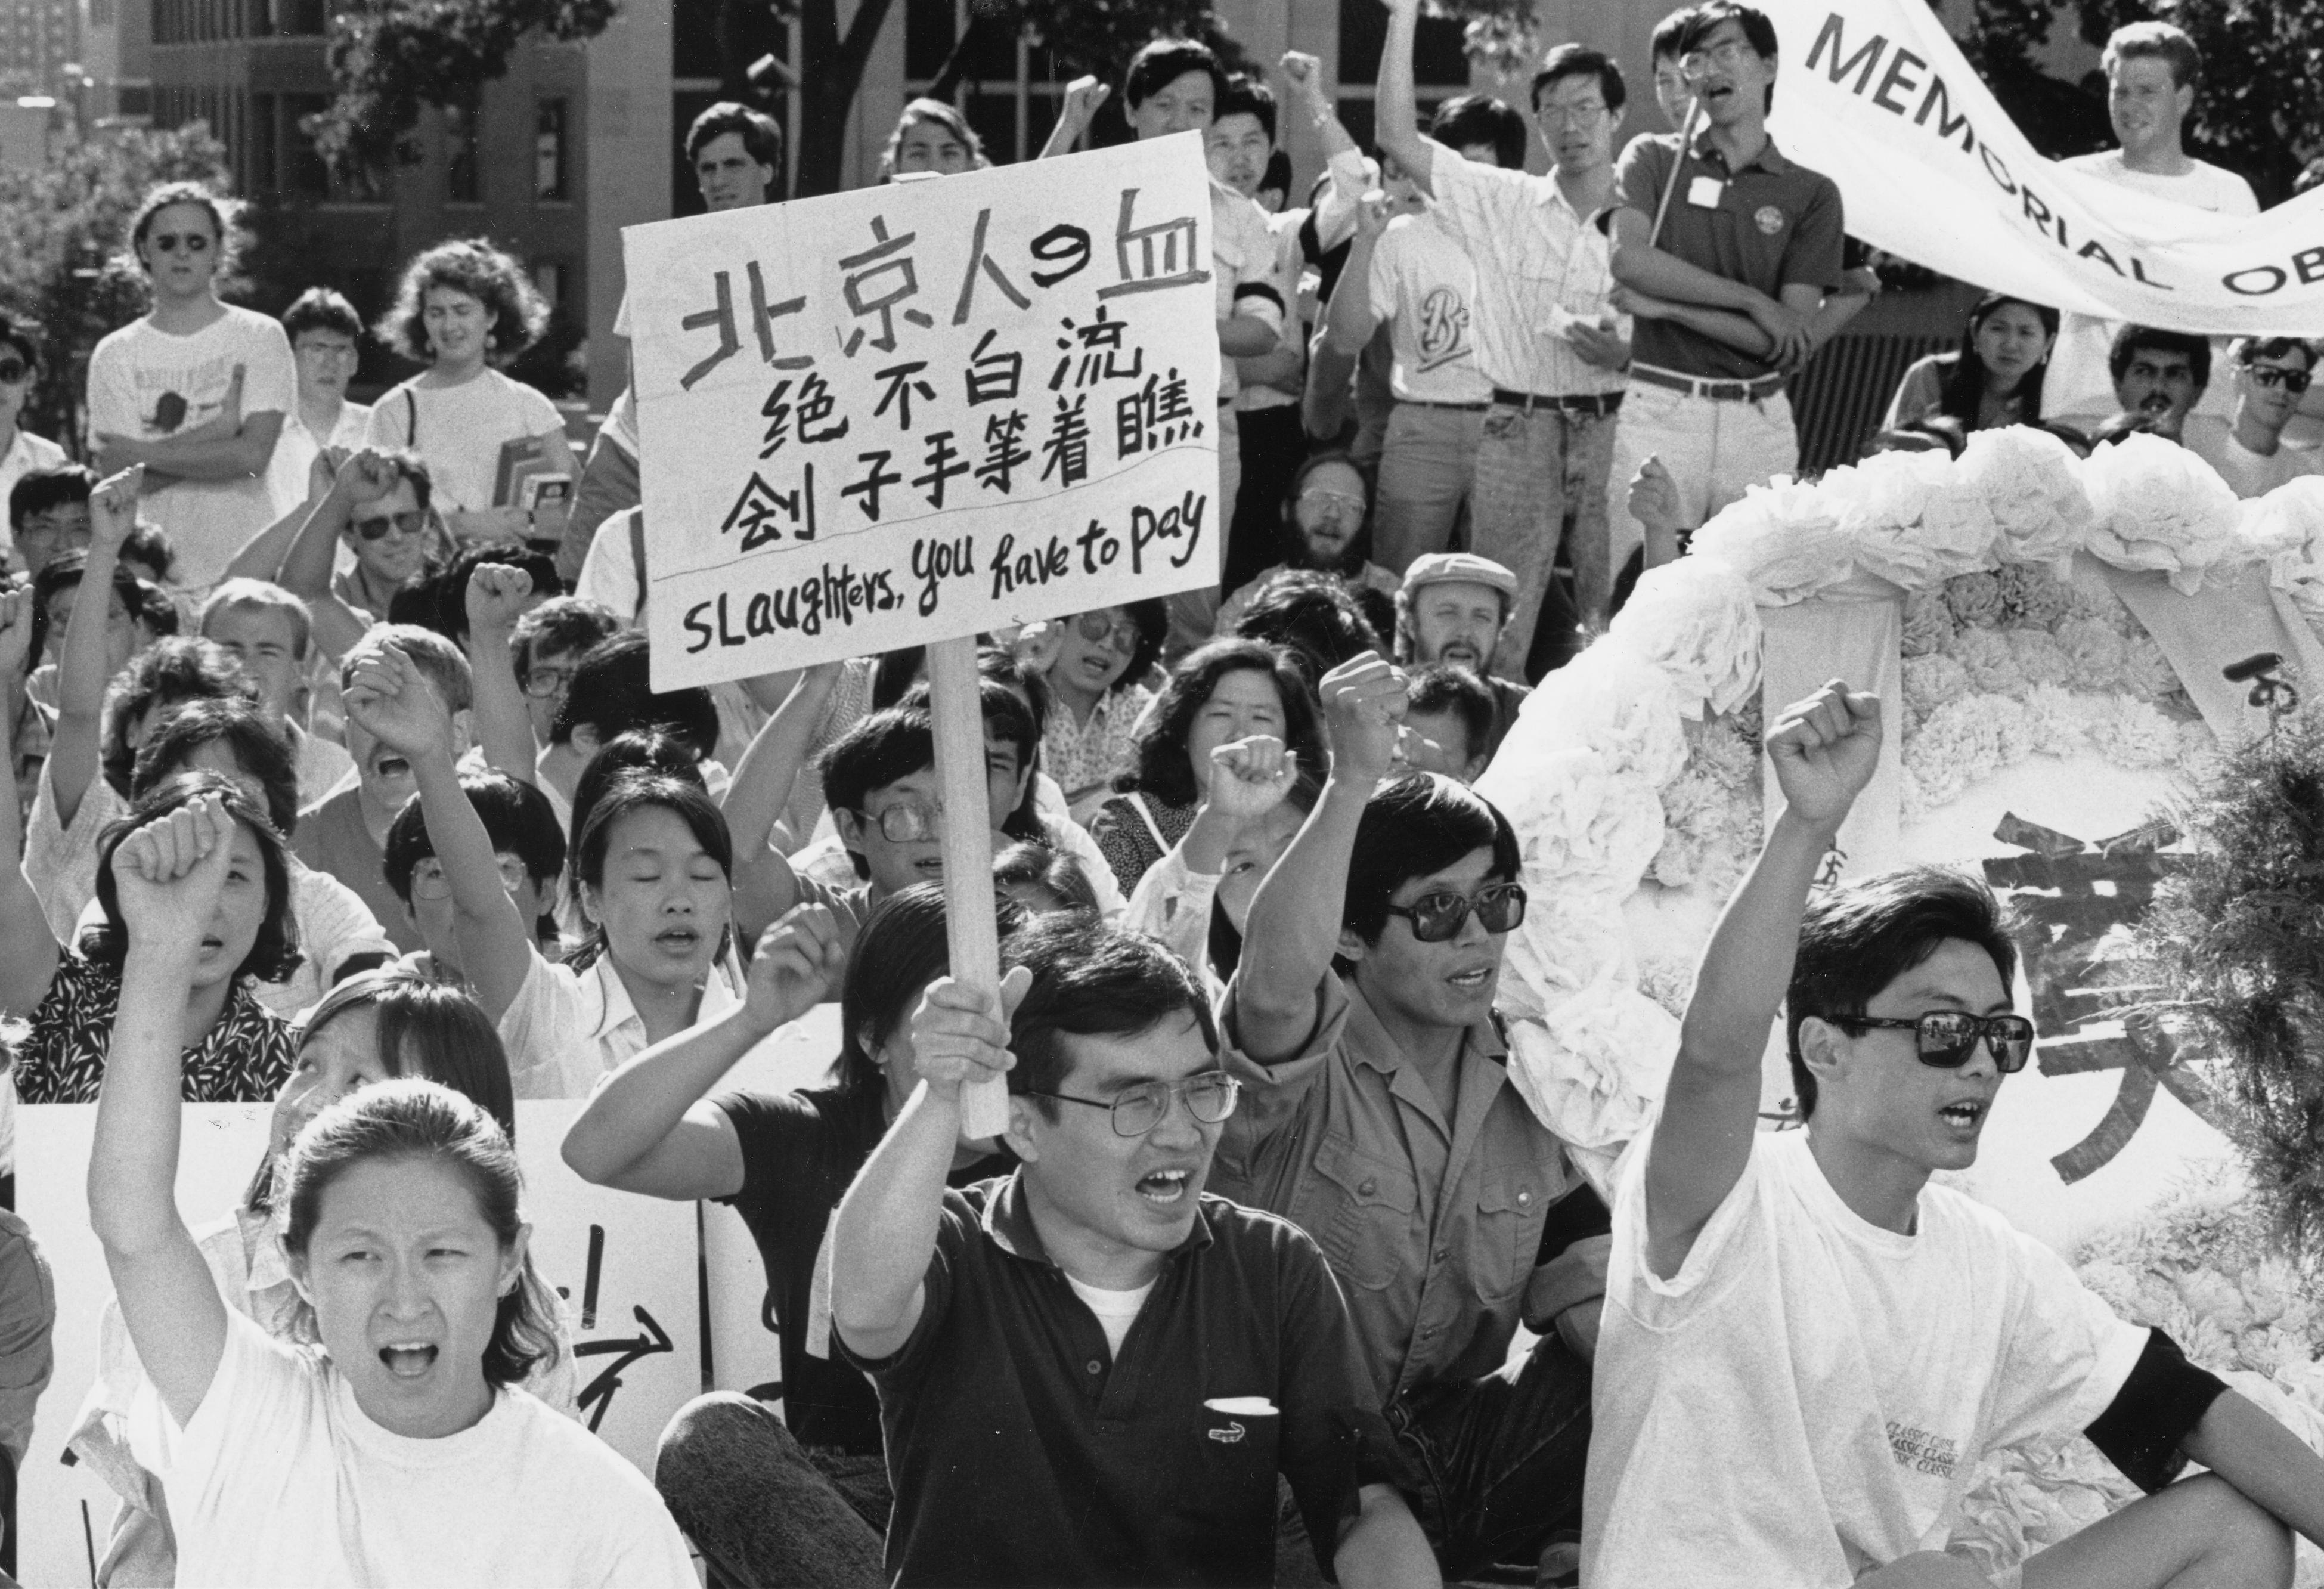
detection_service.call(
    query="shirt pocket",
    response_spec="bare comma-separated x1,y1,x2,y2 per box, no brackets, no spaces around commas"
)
1472,1173,1546,1304
1301,1134,1418,1293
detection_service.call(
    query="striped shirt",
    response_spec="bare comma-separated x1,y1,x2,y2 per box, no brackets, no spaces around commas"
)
1424,148,1628,399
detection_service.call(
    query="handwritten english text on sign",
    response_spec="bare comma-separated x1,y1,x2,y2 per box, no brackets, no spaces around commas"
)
626,135,1222,690
1760,0,2324,334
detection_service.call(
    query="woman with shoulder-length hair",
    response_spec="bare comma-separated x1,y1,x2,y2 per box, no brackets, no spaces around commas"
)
1882,292,2060,436
88,789,695,1587
364,238,580,551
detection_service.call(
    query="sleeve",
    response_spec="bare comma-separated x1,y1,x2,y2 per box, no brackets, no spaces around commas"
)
238,315,297,417
293,869,394,983
363,387,414,450
831,1188,968,1384
1273,1221,1405,1576
1228,202,1287,332
1365,224,1405,326
498,952,590,1099
575,509,643,619
85,334,141,438
1123,843,1221,974
1981,1225,2153,1455
709,1089,816,1221
1087,795,1160,896
1883,355,1947,432
2083,1328,2229,1494
1211,971,1353,1184
123,1308,303,1506
513,375,566,434
1421,145,1503,255
1308,149,1372,254
0,1215,55,1470
1780,174,1848,293
1601,1125,1767,1331
1612,134,1670,221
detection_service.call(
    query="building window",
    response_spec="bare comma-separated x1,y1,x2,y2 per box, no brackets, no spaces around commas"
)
250,91,277,191
445,95,481,203
535,98,568,201
903,0,1059,168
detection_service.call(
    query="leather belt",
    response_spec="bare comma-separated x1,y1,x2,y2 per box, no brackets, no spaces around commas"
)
1488,388,1623,416
1630,364,1787,402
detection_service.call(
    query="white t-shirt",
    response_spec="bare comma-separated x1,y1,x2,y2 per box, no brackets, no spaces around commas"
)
264,399,373,522
0,426,69,572
363,368,564,516
1583,1128,2148,1588
500,947,789,1099
126,1308,694,1589
2044,152,2260,432
1064,1274,1154,1358
2188,428,2324,500
1213,181,1287,405
1366,213,1493,406
85,308,298,593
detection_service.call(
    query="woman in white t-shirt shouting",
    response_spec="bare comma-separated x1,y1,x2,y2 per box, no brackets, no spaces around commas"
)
89,791,696,1589
87,183,296,594
364,240,580,553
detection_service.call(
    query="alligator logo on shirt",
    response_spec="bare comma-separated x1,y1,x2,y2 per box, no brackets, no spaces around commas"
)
1207,1421,1248,1444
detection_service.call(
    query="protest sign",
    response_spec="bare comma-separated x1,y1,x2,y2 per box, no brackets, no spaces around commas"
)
17,1102,699,1589
624,134,1223,692
1760,0,2324,334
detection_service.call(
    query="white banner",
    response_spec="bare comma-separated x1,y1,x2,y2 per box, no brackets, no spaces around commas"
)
1761,0,2324,333
625,135,1223,690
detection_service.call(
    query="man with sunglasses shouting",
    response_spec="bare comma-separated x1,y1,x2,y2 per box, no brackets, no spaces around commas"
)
1585,680,2324,1588
2192,337,2324,498
1221,648,1605,1584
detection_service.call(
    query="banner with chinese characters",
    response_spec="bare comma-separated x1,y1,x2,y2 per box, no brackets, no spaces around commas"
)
625,134,1223,689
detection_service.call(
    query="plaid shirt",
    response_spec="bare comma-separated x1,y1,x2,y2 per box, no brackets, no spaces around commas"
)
14,951,296,1104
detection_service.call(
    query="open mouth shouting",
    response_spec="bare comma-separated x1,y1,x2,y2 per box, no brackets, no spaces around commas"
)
652,924,704,957
1936,1096,1990,1138
1135,1164,1201,1207
379,1340,441,1379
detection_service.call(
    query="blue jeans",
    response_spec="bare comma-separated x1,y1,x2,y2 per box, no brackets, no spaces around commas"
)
1471,402,1620,674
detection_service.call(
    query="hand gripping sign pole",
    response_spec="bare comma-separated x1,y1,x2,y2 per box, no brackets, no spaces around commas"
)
928,634,1011,1138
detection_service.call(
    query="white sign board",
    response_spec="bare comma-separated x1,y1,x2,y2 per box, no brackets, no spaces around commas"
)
625,135,1224,689
17,1102,700,1589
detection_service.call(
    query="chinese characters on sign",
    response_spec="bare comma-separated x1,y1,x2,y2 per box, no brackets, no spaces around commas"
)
625,135,1222,689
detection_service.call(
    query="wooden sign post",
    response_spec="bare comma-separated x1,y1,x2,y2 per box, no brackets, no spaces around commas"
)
928,634,1009,1137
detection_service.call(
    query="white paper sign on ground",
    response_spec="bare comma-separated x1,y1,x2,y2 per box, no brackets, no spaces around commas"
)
17,1101,700,1589
626,134,1223,690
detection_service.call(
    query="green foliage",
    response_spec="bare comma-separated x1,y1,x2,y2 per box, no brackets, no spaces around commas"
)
0,120,237,456
2137,710,2324,1256
308,0,620,185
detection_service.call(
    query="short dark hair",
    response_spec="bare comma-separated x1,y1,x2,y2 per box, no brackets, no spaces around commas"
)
377,237,551,363
1532,44,1626,115
340,624,474,714
510,595,621,679
86,773,301,984
393,546,559,650
2103,20,2201,90
122,521,177,584
1342,774,1519,948
281,287,363,344
0,310,37,371
1229,570,1384,687
568,773,733,970
2108,324,2211,392
2232,336,2318,371
994,839,1100,916
10,463,94,532
1651,5,1700,62
893,676,1038,783
838,885,1028,1094
686,100,785,174
1405,664,1495,767
1258,148,1293,202
1217,73,1276,144
1430,94,1527,170
130,696,302,839
821,707,935,819
1677,2,1780,61
29,551,148,663
383,769,566,906
104,636,253,801
1785,866,2019,1120
1003,915,1220,1120
550,632,717,758
568,728,707,857
1122,38,1226,113
1121,639,1323,809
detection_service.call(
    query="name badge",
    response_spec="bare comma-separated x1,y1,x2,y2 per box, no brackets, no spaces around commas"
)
1687,175,1725,209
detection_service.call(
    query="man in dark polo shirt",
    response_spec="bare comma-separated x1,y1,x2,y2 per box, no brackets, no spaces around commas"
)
1220,651,1609,1582
828,916,1437,1588
1604,2,1866,578
1391,553,1530,763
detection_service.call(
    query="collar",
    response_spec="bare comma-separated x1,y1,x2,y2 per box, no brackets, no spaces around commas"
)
582,950,742,1045
1341,975,1509,1081
1688,129,1793,176
980,1167,1218,1268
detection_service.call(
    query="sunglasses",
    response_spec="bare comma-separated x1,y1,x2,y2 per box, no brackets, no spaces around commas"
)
0,358,27,385
147,232,212,254
1073,611,1140,656
350,509,427,541
1382,881,1527,943
1840,1011,2035,1072
1025,1072,1241,1137
2247,364,2314,395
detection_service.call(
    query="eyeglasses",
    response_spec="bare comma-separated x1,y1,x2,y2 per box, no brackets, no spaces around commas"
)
1680,40,1755,76
1025,1071,1241,1137
1838,1011,2035,1072
350,509,427,542
410,854,534,901
148,232,212,254
859,798,941,842
1073,611,1141,657
294,340,358,361
2247,364,2314,395
1299,488,1365,517
1537,101,1611,126
1381,881,1527,943
522,664,574,699
0,358,27,385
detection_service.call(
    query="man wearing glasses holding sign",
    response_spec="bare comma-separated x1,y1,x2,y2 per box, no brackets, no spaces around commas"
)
1586,681,2324,1587
1218,649,1606,1584
827,916,1437,1587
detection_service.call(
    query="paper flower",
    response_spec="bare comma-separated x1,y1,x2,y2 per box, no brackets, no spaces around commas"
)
2120,633,2180,701
1504,987,1681,1167
2054,617,2130,693
1902,588,1955,656
2088,695,2182,767
2003,627,2074,692
1944,570,2008,629
1603,558,1764,720
2081,431,2244,593
2021,683,2094,754
1956,423,2099,572
1688,475,1862,606
1500,748,1666,894
1903,652,1971,720
1493,644,1690,789
1498,896,1630,1021
1996,562,2077,629
2249,478,2324,621
1948,626,2022,696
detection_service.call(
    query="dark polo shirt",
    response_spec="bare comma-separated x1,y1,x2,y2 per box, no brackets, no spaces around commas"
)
1613,131,1846,383
837,1172,1393,1588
